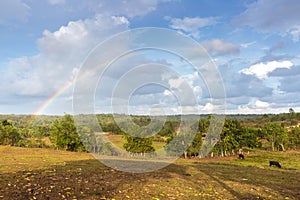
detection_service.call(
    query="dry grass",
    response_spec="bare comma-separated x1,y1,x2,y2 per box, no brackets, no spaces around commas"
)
0,146,299,200
0,145,92,173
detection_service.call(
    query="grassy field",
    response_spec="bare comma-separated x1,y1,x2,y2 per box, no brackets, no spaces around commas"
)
0,146,299,200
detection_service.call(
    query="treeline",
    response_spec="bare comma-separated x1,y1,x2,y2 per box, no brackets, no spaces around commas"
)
0,112,300,158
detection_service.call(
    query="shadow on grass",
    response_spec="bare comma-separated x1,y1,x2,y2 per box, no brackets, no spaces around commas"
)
0,158,180,199
0,158,299,199
194,162,300,199
198,168,258,199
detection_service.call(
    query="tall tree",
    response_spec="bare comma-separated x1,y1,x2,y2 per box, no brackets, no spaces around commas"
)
165,134,191,158
262,123,288,151
289,108,297,125
288,126,300,149
123,135,155,155
187,133,203,157
198,118,209,134
49,114,85,151
214,120,240,156
238,127,262,148
165,122,198,158
0,120,22,146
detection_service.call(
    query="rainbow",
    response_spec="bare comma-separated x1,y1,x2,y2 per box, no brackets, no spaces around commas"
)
26,50,137,127
26,79,75,127
25,62,105,127
25,65,92,126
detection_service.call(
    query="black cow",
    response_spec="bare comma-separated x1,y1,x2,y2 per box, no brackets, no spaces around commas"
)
238,154,245,159
269,161,281,168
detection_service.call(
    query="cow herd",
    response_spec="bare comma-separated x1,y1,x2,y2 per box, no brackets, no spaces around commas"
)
238,154,282,168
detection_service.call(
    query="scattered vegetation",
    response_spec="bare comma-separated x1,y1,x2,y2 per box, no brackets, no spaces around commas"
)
1,111,300,199
1,110,300,157
0,146,299,199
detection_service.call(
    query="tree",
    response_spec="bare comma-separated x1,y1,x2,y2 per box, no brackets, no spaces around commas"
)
157,120,179,137
288,126,300,149
289,108,295,116
200,116,224,158
0,120,22,146
121,120,156,156
165,134,191,158
49,114,85,151
289,108,297,125
102,142,118,156
262,123,288,151
198,118,209,134
187,133,203,157
213,120,240,156
123,135,155,156
238,127,262,149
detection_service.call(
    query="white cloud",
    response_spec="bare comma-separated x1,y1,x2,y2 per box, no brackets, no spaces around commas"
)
218,63,273,99
37,15,129,65
254,99,270,109
233,0,300,41
0,0,30,25
163,90,172,96
236,99,271,114
239,60,293,79
78,0,169,18
168,77,185,89
237,98,300,115
48,0,65,5
240,41,256,48
290,26,300,42
2,14,130,115
202,102,215,112
201,39,240,56
167,16,218,39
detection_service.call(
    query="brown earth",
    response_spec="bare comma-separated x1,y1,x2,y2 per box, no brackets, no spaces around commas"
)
0,146,299,200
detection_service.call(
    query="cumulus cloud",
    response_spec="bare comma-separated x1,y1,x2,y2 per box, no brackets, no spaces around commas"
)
202,103,215,112
236,99,272,114
0,0,30,25
233,0,300,41
3,15,130,99
239,60,293,79
168,77,185,89
201,39,240,56
253,99,270,109
216,62,273,98
167,16,218,39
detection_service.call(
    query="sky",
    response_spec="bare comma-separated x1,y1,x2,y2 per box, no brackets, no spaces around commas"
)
1,0,300,115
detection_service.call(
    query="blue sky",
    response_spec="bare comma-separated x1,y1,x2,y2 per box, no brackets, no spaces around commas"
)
1,0,300,115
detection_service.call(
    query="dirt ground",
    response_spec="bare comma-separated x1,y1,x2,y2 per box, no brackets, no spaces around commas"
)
0,147,299,200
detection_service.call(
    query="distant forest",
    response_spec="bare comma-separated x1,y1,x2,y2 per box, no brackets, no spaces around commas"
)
1,110,300,158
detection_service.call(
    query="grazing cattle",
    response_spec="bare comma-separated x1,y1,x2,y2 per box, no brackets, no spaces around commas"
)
238,154,245,159
269,161,281,168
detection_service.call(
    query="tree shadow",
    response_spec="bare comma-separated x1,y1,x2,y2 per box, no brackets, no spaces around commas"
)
193,162,300,199
195,163,262,199
0,158,299,199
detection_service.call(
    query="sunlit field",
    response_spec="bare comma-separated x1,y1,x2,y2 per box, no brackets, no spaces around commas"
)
0,146,299,199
